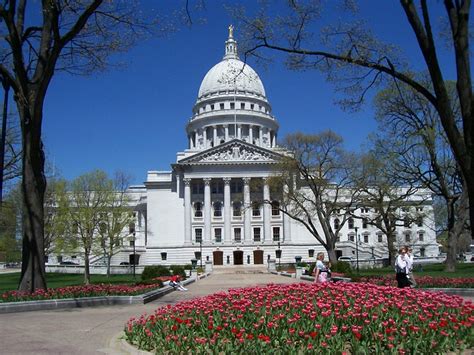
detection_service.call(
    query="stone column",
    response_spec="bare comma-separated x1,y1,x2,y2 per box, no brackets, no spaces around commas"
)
213,126,218,146
184,178,192,244
283,184,291,242
259,126,263,146
263,177,271,242
243,177,251,242
224,125,229,142
204,178,212,242
237,124,242,140
223,177,231,242
249,125,253,144
203,128,207,149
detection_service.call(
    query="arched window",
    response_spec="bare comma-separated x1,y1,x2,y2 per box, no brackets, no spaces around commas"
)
348,218,354,229
233,201,242,217
194,202,203,217
213,201,222,217
271,201,280,216
252,202,261,217
334,218,340,230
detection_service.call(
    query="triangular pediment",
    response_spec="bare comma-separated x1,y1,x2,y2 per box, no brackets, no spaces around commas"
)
177,139,285,166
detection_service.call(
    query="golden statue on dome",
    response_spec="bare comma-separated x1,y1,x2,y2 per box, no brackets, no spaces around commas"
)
228,24,234,38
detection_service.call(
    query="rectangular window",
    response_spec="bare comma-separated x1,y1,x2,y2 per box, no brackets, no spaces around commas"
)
230,102,235,109
252,203,261,217
308,249,315,258
129,240,135,247
230,181,242,193
215,228,222,243
161,252,167,261
192,182,204,194
220,103,224,110
349,234,354,242
420,248,425,257
273,227,280,242
405,233,411,242
362,218,368,229
240,103,245,109
195,229,202,243
418,233,424,242
250,103,254,110
210,104,214,110
417,217,423,227
253,227,261,242
194,251,201,260
234,228,241,242
378,234,383,243
364,235,368,243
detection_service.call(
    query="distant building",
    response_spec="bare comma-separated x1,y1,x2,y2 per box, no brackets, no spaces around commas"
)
49,28,439,268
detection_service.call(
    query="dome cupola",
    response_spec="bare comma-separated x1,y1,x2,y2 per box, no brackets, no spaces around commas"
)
186,26,279,151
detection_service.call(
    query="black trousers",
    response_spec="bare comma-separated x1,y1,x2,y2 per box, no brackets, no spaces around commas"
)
396,272,410,288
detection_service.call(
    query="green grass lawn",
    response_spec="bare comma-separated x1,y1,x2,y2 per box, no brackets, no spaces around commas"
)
354,262,474,278
0,273,138,294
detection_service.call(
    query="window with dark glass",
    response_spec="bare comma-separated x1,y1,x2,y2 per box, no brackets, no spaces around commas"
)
348,218,354,229
212,181,223,194
234,228,242,242
194,202,203,217
364,235,368,243
334,218,340,230
418,233,424,242
362,218,368,229
273,227,280,242
129,222,135,234
240,103,245,109
230,102,235,109
213,201,222,217
195,229,202,243
378,234,383,243
405,233,411,242
161,252,167,261
349,234,354,242
233,201,242,217
230,180,243,193
192,182,204,194
253,227,261,242
308,249,315,257
271,201,280,216
417,216,423,227
252,202,261,217
420,248,425,257
215,228,222,243
220,103,224,110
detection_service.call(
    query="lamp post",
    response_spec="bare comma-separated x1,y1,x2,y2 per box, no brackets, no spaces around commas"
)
354,226,359,272
275,242,282,269
199,240,203,269
131,232,136,279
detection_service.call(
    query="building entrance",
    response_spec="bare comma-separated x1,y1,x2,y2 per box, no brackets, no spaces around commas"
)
213,251,223,265
253,250,264,264
233,250,244,265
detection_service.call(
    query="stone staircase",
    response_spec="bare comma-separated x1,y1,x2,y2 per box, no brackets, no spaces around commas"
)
211,265,268,274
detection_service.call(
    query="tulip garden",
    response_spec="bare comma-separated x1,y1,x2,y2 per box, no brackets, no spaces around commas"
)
0,283,162,303
125,282,474,354
356,275,474,288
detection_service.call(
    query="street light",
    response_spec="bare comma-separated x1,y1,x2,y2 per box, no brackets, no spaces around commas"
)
130,232,136,280
275,242,282,269
199,240,203,269
354,226,359,272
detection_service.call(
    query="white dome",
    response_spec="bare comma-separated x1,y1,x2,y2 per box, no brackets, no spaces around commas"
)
198,58,266,99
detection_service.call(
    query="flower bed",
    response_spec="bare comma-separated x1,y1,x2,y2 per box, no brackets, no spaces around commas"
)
356,274,474,288
124,283,474,354
0,283,162,303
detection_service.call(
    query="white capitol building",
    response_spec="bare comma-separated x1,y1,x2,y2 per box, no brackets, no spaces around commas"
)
52,28,440,268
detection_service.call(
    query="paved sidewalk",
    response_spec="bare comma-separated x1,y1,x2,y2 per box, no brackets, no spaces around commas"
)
0,269,304,355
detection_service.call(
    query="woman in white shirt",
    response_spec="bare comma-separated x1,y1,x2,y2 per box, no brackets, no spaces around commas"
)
314,252,330,283
395,247,410,288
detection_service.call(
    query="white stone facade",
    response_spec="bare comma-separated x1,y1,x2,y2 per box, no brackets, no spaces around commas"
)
51,28,439,268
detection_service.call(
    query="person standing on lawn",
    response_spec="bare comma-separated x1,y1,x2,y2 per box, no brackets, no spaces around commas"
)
395,247,410,288
405,247,417,288
314,252,331,283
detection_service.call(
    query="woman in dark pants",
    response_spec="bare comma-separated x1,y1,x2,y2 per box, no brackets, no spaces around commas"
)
395,247,410,288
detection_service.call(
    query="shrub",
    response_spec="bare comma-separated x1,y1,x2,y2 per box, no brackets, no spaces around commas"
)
184,264,193,271
170,265,186,279
332,261,352,276
141,265,171,281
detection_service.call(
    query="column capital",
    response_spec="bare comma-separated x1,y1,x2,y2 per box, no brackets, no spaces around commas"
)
223,177,231,185
242,177,251,185
262,177,269,184
183,178,191,186
203,178,212,185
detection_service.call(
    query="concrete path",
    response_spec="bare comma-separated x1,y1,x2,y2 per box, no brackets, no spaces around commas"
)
0,268,304,355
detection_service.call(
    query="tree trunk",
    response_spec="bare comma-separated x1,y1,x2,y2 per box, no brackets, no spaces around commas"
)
326,245,338,265
386,231,397,267
107,253,111,278
18,105,47,292
445,199,458,272
84,253,90,285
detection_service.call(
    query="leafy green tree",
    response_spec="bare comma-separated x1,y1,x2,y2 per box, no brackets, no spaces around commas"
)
0,185,21,263
0,0,181,292
270,131,356,264
234,0,474,241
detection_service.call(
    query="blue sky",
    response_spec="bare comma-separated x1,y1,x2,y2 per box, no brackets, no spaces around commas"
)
39,1,455,185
